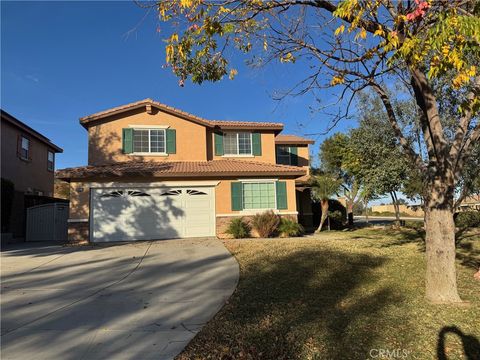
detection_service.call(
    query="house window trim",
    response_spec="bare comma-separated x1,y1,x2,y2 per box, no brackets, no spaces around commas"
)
276,145,293,165
222,132,253,156
240,180,277,212
19,135,31,161
47,150,55,172
131,128,167,155
128,124,170,129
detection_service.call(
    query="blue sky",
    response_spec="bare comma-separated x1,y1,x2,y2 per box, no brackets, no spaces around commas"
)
1,1,358,170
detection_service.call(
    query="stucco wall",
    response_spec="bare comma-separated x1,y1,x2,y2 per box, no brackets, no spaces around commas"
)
1,120,56,195
87,108,208,165
296,145,310,169
69,181,90,219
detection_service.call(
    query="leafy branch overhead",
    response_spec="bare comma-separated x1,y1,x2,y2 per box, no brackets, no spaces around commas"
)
159,1,479,102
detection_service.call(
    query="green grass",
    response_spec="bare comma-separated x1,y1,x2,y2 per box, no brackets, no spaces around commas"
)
177,228,480,360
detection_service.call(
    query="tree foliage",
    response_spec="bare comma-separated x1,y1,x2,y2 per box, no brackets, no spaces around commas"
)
310,174,341,202
349,92,410,197
319,132,360,222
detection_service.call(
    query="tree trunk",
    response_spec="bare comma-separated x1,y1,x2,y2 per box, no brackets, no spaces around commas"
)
364,199,369,224
424,180,462,303
390,192,401,226
315,199,329,233
347,200,354,227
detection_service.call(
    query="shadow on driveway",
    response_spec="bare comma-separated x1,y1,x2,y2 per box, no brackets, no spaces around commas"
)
1,238,239,360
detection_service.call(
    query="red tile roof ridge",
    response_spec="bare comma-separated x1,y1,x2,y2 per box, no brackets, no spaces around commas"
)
79,99,283,129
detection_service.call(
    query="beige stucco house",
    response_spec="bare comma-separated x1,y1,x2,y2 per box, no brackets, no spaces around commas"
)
57,99,314,242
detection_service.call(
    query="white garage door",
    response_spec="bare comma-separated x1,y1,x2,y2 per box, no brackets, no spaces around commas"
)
91,186,215,242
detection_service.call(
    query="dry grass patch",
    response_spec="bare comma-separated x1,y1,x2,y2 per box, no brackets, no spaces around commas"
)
178,228,480,360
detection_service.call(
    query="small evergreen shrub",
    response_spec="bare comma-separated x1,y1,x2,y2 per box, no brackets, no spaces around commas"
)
251,210,280,238
455,211,480,228
225,218,251,238
278,218,304,237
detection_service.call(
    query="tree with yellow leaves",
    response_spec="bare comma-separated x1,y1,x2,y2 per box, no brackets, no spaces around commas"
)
152,0,479,304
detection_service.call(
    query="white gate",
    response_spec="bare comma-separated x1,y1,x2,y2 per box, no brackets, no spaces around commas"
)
26,203,69,242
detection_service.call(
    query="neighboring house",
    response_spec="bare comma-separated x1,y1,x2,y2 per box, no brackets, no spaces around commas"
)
1,110,63,239
56,99,314,242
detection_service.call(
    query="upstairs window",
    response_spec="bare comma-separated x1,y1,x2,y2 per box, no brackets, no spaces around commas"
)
133,129,166,153
276,146,291,165
20,136,30,160
47,151,55,171
223,132,252,155
276,145,298,166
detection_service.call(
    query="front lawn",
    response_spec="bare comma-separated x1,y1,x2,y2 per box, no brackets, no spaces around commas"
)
178,228,480,360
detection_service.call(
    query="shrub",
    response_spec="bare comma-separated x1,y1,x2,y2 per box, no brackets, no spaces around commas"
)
251,210,280,238
225,218,251,238
328,210,345,230
455,211,480,228
278,218,304,237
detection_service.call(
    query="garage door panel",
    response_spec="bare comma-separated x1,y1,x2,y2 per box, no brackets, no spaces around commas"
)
93,189,183,242
92,186,215,242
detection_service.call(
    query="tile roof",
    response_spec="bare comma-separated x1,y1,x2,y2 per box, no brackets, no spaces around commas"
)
275,134,315,145
79,99,283,130
209,120,283,130
56,160,306,180
295,174,312,184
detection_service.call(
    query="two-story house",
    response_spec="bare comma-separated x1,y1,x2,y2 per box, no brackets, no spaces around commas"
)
56,99,314,242
1,110,63,239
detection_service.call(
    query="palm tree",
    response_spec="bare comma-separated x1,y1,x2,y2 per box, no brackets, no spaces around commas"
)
311,175,341,233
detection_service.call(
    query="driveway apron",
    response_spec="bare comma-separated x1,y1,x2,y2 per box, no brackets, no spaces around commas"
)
1,238,239,360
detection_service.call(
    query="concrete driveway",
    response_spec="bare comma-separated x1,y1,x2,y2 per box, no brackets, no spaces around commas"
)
1,238,239,360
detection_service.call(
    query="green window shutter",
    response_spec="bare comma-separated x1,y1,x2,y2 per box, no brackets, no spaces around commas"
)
276,181,288,209
290,146,298,166
166,129,176,154
214,132,224,156
231,182,243,211
252,132,262,156
122,128,133,154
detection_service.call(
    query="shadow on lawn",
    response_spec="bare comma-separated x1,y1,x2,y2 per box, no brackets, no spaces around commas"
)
179,248,402,360
374,228,479,270
437,326,480,360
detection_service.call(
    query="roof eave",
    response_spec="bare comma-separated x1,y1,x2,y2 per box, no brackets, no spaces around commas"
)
56,170,306,181
214,125,284,131
1,110,63,152
275,140,315,145
79,100,214,129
